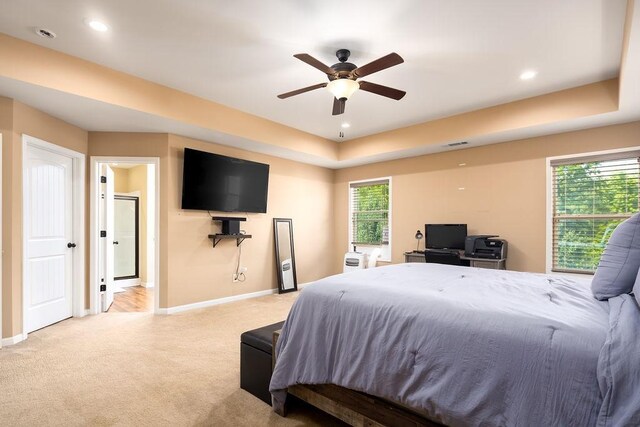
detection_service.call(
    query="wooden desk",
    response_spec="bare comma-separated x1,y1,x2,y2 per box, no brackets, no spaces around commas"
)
405,250,507,270
459,256,506,270
403,251,425,263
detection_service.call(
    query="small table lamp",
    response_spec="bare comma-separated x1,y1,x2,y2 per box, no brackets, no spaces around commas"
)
415,230,423,252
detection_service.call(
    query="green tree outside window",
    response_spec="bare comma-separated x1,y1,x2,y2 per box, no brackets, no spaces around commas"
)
351,183,389,245
553,158,639,273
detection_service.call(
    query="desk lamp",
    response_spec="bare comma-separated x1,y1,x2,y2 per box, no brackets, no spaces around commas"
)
415,230,423,252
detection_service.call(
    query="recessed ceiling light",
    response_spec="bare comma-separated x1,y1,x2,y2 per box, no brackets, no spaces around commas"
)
458,163,467,167
341,123,350,129
86,20,109,32
35,28,57,39
520,70,537,80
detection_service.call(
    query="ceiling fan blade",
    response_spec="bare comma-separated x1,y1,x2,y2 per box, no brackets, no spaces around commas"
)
358,81,406,100
332,97,346,115
293,53,335,75
353,53,404,78
277,83,328,99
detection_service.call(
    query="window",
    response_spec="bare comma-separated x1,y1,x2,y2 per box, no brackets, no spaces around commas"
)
349,178,391,261
550,153,640,273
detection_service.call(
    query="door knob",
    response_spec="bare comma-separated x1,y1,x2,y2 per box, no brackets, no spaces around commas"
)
113,241,119,245
67,242,77,248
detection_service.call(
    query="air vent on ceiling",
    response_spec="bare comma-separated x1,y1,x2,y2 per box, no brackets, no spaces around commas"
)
447,141,468,147
35,28,57,39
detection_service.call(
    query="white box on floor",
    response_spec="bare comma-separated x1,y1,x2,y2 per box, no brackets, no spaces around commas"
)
343,252,367,272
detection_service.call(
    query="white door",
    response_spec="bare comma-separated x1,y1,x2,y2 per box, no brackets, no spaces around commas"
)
24,145,74,333
100,164,115,311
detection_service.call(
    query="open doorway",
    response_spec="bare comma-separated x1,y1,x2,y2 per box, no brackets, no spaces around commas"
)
90,157,159,315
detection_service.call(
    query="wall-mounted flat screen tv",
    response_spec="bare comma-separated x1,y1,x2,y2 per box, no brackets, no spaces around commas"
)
181,148,270,213
425,224,467,250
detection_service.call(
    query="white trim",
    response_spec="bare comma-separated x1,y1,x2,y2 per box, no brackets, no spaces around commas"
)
114,278,141,287
22,134,86,340
347,176,393,262
141,282,155,288
90,156,160,315
146,164,155,297
548,146,640,166
157,288,277,315
115,191,141,198
545,156,554,274
545,146,640,273
1,333,26,347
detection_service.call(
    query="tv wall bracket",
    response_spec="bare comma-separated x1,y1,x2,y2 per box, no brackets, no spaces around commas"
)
208,233,252,248
208,216,251,248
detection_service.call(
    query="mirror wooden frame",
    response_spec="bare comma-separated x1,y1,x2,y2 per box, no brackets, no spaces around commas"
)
273,218,298,294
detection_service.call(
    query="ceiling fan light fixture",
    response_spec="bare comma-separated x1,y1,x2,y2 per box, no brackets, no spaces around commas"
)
327,79,359,100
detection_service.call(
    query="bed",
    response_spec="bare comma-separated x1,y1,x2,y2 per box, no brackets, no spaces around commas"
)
270,263,640,426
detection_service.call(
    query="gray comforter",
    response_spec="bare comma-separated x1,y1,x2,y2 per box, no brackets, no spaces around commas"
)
270,263,639,426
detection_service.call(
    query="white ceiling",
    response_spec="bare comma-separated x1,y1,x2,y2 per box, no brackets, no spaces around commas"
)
0,0,629,141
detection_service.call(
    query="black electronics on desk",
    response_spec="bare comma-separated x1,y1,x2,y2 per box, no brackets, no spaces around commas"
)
417,224,507,269
425,224,467,250
465,235,508,259
423,224,468,266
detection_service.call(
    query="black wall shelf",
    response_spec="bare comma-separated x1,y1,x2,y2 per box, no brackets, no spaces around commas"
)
208,234,252,248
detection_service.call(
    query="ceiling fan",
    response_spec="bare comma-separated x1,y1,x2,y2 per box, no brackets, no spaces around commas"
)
277,49,406,116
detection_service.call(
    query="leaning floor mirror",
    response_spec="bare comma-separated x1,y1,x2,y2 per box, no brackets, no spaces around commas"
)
273,218,298,293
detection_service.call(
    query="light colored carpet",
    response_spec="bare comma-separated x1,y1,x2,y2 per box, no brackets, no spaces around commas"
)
0,292,344,426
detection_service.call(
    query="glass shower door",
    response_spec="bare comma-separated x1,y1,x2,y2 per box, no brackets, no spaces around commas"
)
114,196,139,280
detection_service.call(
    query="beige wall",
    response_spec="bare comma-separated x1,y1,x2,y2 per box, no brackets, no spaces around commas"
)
0,33,338,162
334,121,640,274
1,93,638,340
112,167,130,193
0,97,15,339
339,79,620,161
88,133,335,310
166,134,334,307
1,99,88,338
0,33,630,167
88,133,170,307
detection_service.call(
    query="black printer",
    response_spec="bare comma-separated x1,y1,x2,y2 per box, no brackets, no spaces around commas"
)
464,235,508,259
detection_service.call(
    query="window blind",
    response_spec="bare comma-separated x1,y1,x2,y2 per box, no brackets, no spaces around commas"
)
350,180,390,246
551,156,640,273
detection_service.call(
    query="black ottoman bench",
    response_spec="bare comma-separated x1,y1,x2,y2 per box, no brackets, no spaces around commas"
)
240,321,285,405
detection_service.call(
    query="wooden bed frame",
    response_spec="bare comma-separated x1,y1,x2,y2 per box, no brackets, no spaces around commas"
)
272,330,443,427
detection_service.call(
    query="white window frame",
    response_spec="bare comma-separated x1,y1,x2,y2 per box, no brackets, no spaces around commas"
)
348,176,392,262
546,146,640,274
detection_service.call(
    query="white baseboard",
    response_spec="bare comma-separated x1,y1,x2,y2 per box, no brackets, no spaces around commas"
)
141,281,155,288
115,278,141,287
157,288,278,315
297,281,311,289
2,333,26,347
